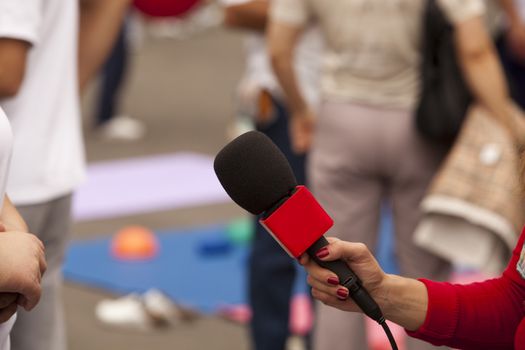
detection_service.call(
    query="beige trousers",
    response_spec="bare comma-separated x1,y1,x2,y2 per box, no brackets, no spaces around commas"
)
309,101,451,350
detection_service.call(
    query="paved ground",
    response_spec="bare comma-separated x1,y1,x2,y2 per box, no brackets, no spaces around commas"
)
67,25,253,350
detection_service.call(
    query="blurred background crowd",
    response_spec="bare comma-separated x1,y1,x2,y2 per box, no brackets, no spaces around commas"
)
1,0,525,349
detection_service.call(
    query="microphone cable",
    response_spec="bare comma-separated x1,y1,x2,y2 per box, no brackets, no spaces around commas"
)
379,317,399,350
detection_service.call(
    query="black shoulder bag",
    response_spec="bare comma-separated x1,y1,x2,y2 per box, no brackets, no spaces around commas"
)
415,0,472,146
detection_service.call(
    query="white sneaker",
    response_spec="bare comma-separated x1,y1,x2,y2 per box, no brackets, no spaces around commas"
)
95,289,195,331
95,294,153,331
142,289,183,327
98,115,146,141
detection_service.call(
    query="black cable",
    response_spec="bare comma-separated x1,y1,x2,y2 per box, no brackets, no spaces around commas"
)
379,318,399,350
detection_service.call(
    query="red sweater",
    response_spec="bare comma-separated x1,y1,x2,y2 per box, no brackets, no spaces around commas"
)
407,228,525,349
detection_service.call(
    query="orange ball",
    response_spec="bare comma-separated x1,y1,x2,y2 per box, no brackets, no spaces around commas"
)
111,226,159,260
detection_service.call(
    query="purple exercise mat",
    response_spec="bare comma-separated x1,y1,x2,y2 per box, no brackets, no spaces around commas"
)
73,153,229,221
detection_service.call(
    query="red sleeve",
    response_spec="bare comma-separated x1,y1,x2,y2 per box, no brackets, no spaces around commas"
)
406,228,525,349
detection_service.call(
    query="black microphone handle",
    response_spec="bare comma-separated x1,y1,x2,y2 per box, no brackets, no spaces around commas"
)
306,236,384,323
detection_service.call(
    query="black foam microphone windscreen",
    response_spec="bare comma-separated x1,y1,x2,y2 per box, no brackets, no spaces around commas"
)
213,131,297,215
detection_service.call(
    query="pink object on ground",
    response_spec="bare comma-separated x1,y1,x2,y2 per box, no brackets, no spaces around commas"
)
217,294,314,335
289,294,314,335
217,304,252,324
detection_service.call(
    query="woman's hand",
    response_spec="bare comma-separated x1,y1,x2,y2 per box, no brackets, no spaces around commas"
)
290,109,315,154
300,237,429,331
299,237,387,312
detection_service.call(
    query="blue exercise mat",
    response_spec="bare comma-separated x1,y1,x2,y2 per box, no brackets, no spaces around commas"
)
64,209,397,314
64,223,309,313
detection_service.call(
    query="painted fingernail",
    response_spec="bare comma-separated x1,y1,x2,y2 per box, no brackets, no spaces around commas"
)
316,247,329,259
337,288,349,299
327,277,339,286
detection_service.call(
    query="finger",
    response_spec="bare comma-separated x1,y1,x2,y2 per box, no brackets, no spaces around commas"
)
16,295,28,310
292,136,307,155
38,238,45,252
38,250,47,277
19,279,41,311
311,237,340,259
298,254,310,266
302,132,312,152
0,303,17,324
0,223,5,232
299,141,309,154
298,128,311,153
31,234,45,252
325,237,340,244
0,293,18,309
311,288,359,312
291,127,308,154
303,257,340,287
317,239,371,263
307,275,348,300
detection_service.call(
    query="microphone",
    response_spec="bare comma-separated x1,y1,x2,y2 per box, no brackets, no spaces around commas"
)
213,131,384,324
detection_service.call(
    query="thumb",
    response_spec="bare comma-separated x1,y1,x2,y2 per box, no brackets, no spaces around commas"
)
320,239,371,263
18,281,41,311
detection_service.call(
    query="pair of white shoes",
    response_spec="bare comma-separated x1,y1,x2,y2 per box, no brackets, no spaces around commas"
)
95,289,194,331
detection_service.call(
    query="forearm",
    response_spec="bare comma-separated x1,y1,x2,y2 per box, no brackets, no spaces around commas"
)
461,51,511,117
267,22,308,114
78,0,130,93
223,1,268,32
0,39,30,98
379,275,428,331
380,273,523,348
456,18,515,133
271,54,309,113
499,0,523,27
1,196,27,232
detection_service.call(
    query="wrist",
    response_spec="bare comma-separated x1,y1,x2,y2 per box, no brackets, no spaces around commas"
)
376,274,399,320
508,17,524,31
379,274,428,331
291,104,310,116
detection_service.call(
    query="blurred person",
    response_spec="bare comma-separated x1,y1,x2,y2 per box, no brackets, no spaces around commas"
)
95,16,146,141
0,109,47,350
0,1,131,349
498,0,525,108
268,0,519,349
410,0,525,279
300,225,525,349
220,1,322,349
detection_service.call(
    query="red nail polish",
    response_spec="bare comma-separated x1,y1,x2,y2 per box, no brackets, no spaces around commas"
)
327,277,339,286
337,288,348,299
316,247,329,259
